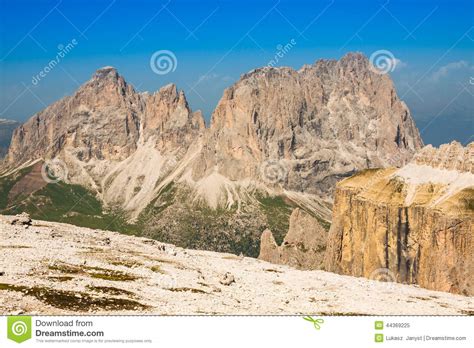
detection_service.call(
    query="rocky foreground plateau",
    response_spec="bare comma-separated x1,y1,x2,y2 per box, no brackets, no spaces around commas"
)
0,215,472,315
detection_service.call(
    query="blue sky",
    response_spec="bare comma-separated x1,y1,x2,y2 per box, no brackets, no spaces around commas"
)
0,0,473,145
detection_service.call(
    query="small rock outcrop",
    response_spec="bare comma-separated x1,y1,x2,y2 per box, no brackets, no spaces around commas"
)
219,272,235,286
325,142,474,295
259,208,328,269
1,212,32,226
259,229,280,264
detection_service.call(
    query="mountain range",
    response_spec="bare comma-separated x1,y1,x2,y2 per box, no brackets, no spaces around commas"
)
0,52,472,299
0,52,424,256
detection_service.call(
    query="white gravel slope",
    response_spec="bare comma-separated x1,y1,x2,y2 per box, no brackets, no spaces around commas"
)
0,216,472,315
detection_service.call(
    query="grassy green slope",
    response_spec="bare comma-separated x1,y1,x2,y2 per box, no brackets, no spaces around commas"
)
1,168,136,233
0,165,34,209
0,164,330,257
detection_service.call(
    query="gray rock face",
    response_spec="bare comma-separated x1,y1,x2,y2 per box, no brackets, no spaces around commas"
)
258,208,328,270
7,68,204,165
8,67,142,163
411,141,474,173
142,83,205,151
193,52,423,196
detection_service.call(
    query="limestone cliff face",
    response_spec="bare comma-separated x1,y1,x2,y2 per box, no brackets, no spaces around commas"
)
325,142,474,295
259,208,328,269
193,52,422,196
141,83,205,151
8,67,143,164
6,67,205,214
8,68,204,165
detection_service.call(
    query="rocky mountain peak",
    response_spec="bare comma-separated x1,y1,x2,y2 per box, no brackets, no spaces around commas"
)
81,66,133,99
141,82,204,139
338,51,368,67
199,52,423,197
87,66,130,92
412,141,474,173
152,83,189,111
5,64,206,171
93,66,119,79
4,54,424,229
238,52,369,84
156,83,178,97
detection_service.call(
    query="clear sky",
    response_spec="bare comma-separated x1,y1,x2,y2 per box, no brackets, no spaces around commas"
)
0,0,473,146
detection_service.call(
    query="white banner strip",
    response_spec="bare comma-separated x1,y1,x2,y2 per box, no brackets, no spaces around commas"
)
1,316,472,347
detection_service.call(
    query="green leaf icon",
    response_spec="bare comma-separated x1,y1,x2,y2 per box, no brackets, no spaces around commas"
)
7,316,32,343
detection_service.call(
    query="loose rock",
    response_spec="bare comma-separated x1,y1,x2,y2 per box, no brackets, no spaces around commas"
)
219,272,235,286
8,213,32,226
